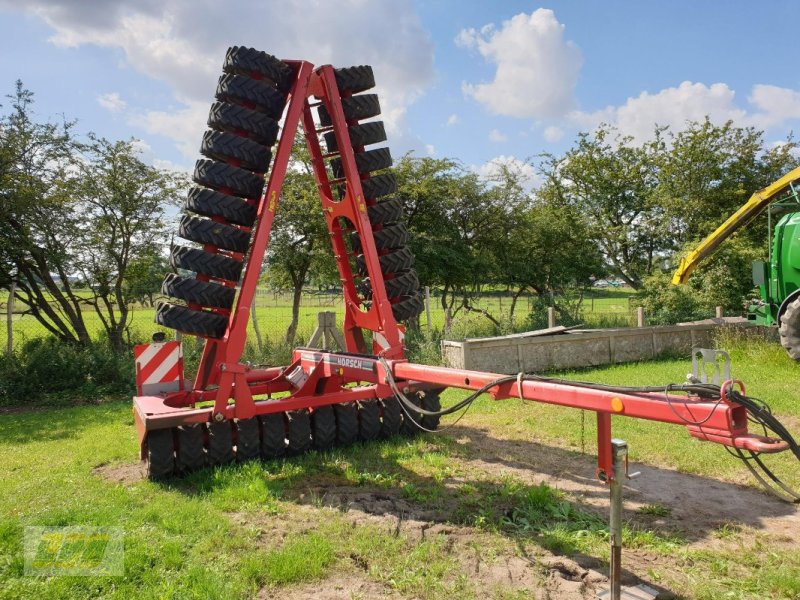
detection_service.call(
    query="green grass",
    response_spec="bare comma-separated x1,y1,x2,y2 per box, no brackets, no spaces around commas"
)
455,331,800,490
0,333,797,598
1,287,639,350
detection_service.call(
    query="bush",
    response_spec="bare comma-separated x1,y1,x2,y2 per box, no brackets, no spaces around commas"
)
405,327,443,365
637,270,708,325
0,338,135,406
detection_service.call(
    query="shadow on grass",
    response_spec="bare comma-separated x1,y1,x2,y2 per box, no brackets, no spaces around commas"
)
0,401,128,446
147,422,798,598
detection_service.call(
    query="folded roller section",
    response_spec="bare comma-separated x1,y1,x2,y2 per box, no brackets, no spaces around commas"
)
156,46,292,339
319,64,424,323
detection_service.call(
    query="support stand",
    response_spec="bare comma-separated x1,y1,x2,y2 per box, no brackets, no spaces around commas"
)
597,440,657,600
609,439,626,600
307,311,346,351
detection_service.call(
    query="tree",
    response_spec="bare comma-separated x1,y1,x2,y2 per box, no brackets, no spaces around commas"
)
0,83,183,349
124,249,171,308
0,82,86,343
395,155,506,332
266,133,336,345
658,119,799,247
537,125,663,289
652,120,800,314
496,200,605,323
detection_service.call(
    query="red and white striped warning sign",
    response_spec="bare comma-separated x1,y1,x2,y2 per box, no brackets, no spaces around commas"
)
134,341,184,396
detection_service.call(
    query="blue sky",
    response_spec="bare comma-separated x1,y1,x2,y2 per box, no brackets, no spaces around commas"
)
1,0,799,184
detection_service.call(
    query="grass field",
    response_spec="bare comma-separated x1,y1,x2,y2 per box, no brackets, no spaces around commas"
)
1,287,640,350
0,333,797,599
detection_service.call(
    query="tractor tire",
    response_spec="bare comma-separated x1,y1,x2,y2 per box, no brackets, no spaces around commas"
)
351,223,409,253
193,159,264,200
208,101,280,147
362,269,419,300
146,428,175,480
170,245,244,283
200,130,272,173
311,406,336,450
207,421,234,465
358,400,381,441
318,94,381,126
334,65,375,94
334,402,359,445
235,418,260,462
400,393,421,436
286,410,311,454
222,46,292,91
259,413,286,459
420,391,441,431
324,121,386,153
379,397,402,438
178,215,251,253
367,197,403,226
361,173,397,200
779,297,800,360
185,186,257,228
330,147,392,178
175,424,205,473
391,293,424,322
155,302,229,339
356,247,415,277
216,73,286,119
161,273,236,310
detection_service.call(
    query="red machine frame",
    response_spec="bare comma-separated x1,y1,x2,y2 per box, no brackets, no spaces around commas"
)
133,60,787,485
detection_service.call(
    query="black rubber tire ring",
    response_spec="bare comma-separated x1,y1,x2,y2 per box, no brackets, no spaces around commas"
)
185,186,257,228
162,273,236,309
170,245,243,283
155,301,228,339
178,215,250,254
200,130,272,174
208,101,280,147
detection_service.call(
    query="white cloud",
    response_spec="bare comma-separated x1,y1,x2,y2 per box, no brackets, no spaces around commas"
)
748,84,800,128
476,155,540,192
8,0,434,159
129,138,151,155
543,126,563,142
488,128,507,142
458,9,582,119
425,144,435,156
153,158,191,173
770,139,800,160
97,92,126,112
130,101,208,160
569,81,800,142
570,81,745,141
446,113,459,126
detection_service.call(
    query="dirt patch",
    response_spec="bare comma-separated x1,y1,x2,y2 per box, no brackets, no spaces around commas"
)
283,489,616,599
449,425,800,546
92,462,146,485
258,573,402,599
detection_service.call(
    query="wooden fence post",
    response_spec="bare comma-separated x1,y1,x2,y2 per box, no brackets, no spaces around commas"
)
6,281,15,354
715,306,724,319
251,306,264,353
547,306,556,328
637,306,645,328
425,286,432,333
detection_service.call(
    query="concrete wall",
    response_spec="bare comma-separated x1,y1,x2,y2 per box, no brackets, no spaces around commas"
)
441,324,722,373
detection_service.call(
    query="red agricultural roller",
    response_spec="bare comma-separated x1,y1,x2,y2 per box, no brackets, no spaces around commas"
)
132,48,798,510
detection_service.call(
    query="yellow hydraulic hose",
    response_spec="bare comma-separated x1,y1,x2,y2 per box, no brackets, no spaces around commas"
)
672,166,800,284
